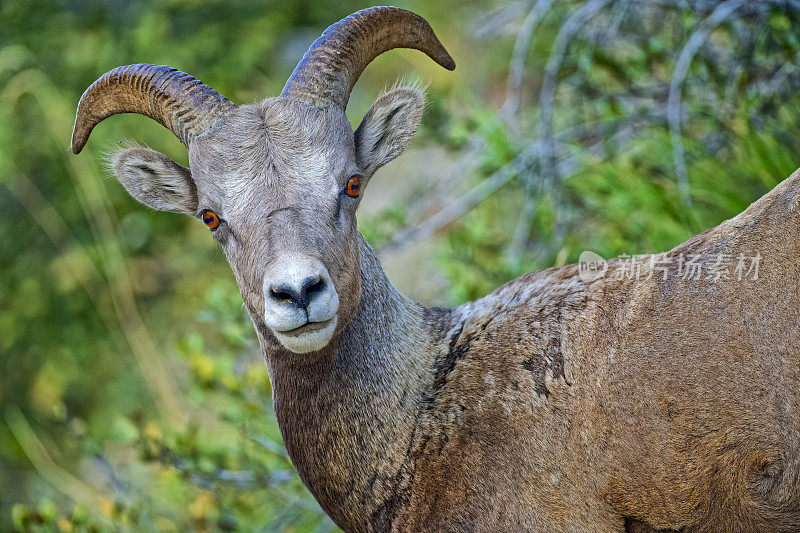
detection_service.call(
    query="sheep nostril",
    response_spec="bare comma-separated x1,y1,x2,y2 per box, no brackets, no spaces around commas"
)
303,277,325,303
269,286,297,304
266,275,328,311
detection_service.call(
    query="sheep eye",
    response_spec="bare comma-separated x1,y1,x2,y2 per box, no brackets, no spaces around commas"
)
345,176,361,198
200,209,221,230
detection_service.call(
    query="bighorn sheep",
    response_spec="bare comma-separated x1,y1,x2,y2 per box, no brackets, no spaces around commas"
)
70,6,800,532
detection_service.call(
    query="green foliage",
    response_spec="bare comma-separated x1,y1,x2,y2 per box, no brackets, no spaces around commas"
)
434,0,800,302
358,206,407,249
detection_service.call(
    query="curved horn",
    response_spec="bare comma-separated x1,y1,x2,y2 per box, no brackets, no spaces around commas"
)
280,6,455,109
71,64,236,154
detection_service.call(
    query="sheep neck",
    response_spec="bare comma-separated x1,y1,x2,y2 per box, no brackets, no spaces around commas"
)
265,235,445,529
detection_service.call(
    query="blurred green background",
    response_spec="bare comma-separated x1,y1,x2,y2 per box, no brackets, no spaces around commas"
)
3,0,800,530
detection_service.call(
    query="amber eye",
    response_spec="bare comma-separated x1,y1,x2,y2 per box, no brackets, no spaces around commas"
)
200,209,220,230
345,176,361,198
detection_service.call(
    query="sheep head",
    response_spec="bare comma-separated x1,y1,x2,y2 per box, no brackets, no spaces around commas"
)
70,7,454,355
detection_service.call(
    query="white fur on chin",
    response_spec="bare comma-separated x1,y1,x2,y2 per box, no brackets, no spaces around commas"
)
272,316,338,354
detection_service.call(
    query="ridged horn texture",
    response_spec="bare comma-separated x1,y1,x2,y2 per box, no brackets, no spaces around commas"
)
71,64,236,154
280,6,455,109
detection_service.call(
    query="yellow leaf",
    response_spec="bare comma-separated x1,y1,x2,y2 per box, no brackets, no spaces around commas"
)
144,422,162,441
57,516,73,532
155,517,176,532
100,498,114,517
188,490,215,520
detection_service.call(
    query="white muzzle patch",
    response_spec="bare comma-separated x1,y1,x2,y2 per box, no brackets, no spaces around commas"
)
262,255,340,353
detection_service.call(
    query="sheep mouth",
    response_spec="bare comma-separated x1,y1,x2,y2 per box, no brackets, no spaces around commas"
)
277,319,333,337
270,316,338,354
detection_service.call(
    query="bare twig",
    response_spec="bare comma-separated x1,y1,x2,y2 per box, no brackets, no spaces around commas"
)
505,188,538,267
253,435,291,459
381,110,664,254
667,0,746,207
380,143,539,253
470,1,530,40
502,0,557,120
538,0,614,185
5,405,111,518
764,48,800,95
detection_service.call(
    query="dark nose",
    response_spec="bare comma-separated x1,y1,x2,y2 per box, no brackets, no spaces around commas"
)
268,276,326,310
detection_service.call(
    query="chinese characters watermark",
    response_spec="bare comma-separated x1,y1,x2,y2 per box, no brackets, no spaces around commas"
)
578,251,762,283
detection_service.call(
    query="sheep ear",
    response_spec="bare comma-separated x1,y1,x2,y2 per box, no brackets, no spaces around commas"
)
111,146,197,215
354,86,425,177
